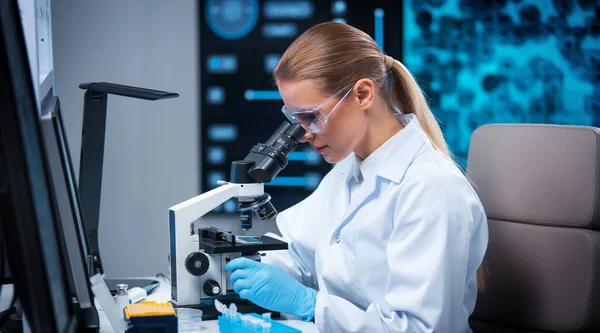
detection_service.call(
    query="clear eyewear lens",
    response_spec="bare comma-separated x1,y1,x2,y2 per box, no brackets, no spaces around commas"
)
281,82,356,133
314,86,353,131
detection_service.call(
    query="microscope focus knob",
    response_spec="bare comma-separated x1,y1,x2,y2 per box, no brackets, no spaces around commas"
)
185,252,209,276
203,280,221,296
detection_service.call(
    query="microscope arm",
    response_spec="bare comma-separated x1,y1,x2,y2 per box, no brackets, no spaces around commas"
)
169,182,265,226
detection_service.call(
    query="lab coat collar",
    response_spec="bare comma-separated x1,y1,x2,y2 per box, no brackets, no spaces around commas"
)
335,114,427,233
349,113,427,185
351,147,379,184
376,113,427,183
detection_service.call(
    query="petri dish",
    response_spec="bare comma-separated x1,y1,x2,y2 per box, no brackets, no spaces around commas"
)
176,308,204,332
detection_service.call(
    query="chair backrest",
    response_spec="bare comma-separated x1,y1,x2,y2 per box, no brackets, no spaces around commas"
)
466,124,600,333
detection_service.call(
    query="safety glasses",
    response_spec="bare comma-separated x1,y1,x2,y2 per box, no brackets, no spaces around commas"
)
281,82,355,134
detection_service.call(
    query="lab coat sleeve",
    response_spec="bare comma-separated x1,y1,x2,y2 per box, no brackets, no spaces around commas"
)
261,190,320,289
314,171,482,332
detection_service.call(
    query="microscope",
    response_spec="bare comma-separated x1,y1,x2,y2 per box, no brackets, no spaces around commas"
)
168,121,306,317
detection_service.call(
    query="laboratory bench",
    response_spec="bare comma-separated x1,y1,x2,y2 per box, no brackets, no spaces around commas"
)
98,276,316,333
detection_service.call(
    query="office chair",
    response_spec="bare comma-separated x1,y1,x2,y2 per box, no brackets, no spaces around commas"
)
466,124,600,333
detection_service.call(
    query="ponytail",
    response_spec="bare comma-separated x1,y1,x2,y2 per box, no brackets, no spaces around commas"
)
385,56,449,158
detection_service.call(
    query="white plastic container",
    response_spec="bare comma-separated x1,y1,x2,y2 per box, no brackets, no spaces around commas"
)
176,308,203,332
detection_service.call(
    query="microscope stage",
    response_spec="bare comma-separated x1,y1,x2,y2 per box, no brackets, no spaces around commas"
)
198,235,288,254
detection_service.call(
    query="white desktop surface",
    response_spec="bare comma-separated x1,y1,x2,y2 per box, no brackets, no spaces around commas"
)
98,276,316,333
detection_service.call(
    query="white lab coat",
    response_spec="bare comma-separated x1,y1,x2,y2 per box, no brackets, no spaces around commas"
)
262,114,488,333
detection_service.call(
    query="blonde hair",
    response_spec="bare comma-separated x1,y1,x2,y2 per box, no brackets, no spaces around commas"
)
273,22,450,156
274,22,485,290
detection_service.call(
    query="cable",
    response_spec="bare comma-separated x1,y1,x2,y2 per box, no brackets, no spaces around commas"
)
156,273,170,283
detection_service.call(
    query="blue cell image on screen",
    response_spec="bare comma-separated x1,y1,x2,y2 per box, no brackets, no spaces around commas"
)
403,0,600,163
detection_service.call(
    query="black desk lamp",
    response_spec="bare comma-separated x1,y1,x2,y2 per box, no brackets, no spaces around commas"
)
78,82,179,279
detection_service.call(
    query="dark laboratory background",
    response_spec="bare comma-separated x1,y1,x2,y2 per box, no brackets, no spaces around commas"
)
199,0,599,214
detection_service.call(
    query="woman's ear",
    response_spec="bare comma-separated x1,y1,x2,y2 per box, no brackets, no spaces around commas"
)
354,78,375,110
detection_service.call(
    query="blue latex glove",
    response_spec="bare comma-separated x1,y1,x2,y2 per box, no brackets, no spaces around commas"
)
225,257,317,321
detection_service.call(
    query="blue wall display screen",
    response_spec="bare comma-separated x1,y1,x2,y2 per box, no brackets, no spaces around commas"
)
403,0,600,164
199,0,402,214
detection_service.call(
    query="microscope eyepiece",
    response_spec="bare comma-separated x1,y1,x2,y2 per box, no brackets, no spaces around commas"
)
241,122,306,183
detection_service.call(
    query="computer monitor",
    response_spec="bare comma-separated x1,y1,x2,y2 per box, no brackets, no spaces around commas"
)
39,95,99,331
0,0,97,331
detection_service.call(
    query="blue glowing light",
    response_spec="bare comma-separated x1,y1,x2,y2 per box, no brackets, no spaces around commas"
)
207,146,226,165
262,0,313,20
205,0,259,40
287,150,322,166
207,54,238,74
208,124,238,142
223,199,237,213
244,90,282,101
207,171,226,189
262,23,298,39
264,54,281,73
265,173,323,190
374,8,385,51
207,86,225,105
332,1,347,16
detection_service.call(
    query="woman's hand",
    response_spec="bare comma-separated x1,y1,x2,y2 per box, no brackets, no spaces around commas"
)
225,257,317,321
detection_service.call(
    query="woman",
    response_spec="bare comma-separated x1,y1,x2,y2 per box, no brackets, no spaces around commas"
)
225,22,488,332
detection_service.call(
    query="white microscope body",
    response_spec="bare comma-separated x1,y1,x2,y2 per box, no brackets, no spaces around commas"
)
168,181,264,307
168,121,306,313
